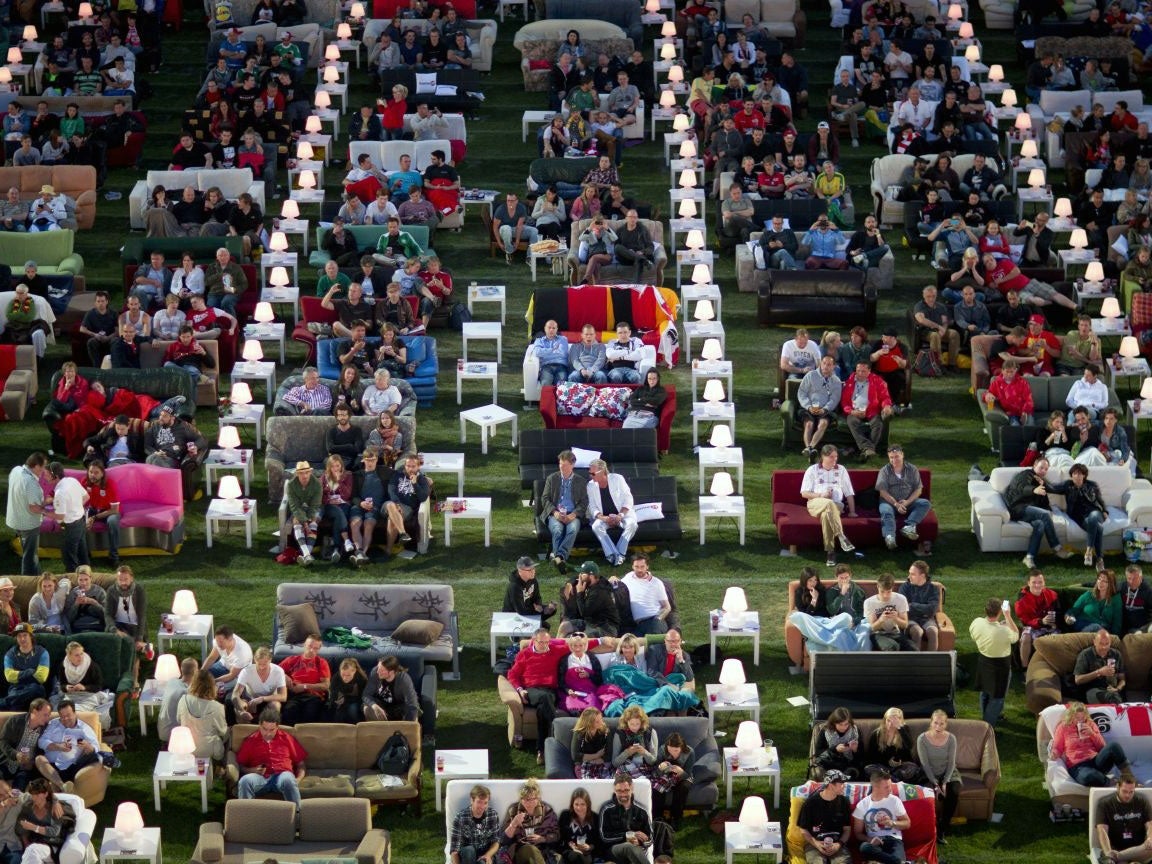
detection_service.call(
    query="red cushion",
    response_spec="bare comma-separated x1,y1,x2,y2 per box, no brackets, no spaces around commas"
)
528,59,551,70
346,177,381,206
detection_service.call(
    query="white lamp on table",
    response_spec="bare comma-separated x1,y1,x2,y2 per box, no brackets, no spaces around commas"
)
6,47,22,66
672,112,691,132
659,88,676,107
304,115,323,135
154,653,179,684
701,337,724,368
710,423,733,450
1026,167,1045,190
721,585,747,628
661,21,676,37
77,2,94,18
1000,88,1016,108
1120,336,1140,361
710,471,734,499
659,43,677,62
678,167,696,188
269,266,291,291
297,169,317,191
703,377,725,415
667,64,684,85
350,2,366,20
323,64,341,84
1141,377,1152,407
988,64,1005,83
678,197,698,218
947,2,963,20
738,793,770,835
1014,112,1033,136
113,802,145,853
217,425,242,463
254,301,276,325
336,22,352,40
1019,139,1038,161
1069,228,1089,251
229,382,253,419
1084,260,1106,291
171,589,198,630
734,720,764,769
324,43,341,62
645,0,660,12
685,229,705,251
964,44,980,63
218,475,243,513
1101,296,1123,331
268,231,289,259
679,139,698,160
957,21,974,39
167,726,197,774
718,657,745,701
280,199,300,220
0,68,13,91
691,264,712,285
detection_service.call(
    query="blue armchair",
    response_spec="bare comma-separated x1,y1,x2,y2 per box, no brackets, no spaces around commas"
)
316,335,439,406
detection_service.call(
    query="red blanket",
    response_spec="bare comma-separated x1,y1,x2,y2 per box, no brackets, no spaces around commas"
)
56,388,160,459
0,346,15,421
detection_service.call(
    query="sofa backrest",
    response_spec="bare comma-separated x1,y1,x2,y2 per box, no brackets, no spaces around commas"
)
274,582,455,635
294,722,358,770
353,719,421,772
265,414,417,466
772,470,934,505
62,463,184,510
519,428,659,474
765,268,865,296
223,798,297,845
0,228,74,267
529,156,599,188
810,651,956,720
299,796,373,842
785,579,948,615
568,217,665,253
986,465,1134,505
512,19,627,48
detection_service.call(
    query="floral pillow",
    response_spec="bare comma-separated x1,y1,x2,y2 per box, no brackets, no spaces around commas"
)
556,382,596,416
589,387,631,420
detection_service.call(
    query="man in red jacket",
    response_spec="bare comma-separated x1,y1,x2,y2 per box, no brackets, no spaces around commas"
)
839,361,894,460
985,358,1034,425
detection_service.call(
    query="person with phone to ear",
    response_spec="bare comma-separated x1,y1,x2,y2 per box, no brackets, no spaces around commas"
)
969,597,1019,726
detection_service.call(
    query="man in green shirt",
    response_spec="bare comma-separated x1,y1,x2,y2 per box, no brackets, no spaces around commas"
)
372,217,423,267
5,453,47,575
315,259,352,298
286,461,322,566
565,76,597,116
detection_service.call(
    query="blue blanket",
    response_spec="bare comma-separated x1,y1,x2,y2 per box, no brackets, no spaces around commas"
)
600,664,701,717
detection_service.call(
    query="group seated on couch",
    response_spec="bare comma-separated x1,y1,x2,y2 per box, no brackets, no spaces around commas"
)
975,372,1124,453
532,475,684,554
565,217,668,286
540,383,677,455
316,335,440,406
778,374,908,451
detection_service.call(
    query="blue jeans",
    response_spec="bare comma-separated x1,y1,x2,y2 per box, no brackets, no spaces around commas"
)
1079,509,1107,556
61,518,89,574
963,121,997,141
567,370,606,383
0,680,45,711
325,503,352,535
1068,741,1129,787
547,515,579,561
207,292,238,316
1019,504,1060,557
852,244,891,270
16,528,39,576
607,368,641,384
539,364,568,386
632,616,668,636
769,248,799,270
96,513,120,562
164,361,201,383
879,498,932,539
860,836,906,864
238,770,301,805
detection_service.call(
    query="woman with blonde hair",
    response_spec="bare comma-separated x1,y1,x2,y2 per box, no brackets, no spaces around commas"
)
606,634,644,672
1050,700,1132,787
916,709,962,843
28,572,69,632
570,707,612,779
1066,569,1121,632
177,669,227,761
58,640,105,713
500,778,559,864
611,705,658,780
321,454,355,563
866,706,921,782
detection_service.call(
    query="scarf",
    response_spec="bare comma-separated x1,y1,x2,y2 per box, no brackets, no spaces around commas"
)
64,652,91,685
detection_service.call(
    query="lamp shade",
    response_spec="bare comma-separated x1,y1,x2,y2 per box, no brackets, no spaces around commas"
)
280,199,300,220
297,169,317,189
685,229,705,250
78,2,93,16
702,378,726,403
1120,336,1140,359
350,2,366,15
324,43,341,61
660,42,677,61
701,337,724,362
323,64,341,83
269,231,289,252
1101,297,1122,319
22,26,37,41
958,21,974,37
723,586,748,614
230,382,253,405
314,90,332,110
947,2,963,18
678,139,698,159
733,720,763,753
694,299,716,322
1142,377,1152,401
738,796,769,831
709,423,733,447
1019,139,1038,159
254,301,276,323
336,22,352,39
964,44,980,62
661,21,676,37
1085,261,1106,283
241,339,264,363
1000,88,1017,108
171,589,198,617
718,658,745,687
1015,113,1032,132
304,115,322,134
217,475,243,501
0,68,13,84
1069,228,1089,250
1026,168,1045,188
269,266,291,287
667,65,684,84
645,0,660,11
659,88,676,107
168,726,195,756
988,64,1004,82
672,113,691,131
678,167,697,188
1054,197,1073,218
217,425,242,449
678,198,698,219
114,802,144,837
710,471,734,496
691,263,711,284
6,47,21,64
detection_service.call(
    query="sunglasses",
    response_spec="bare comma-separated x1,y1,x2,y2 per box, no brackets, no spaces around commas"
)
122,598,130,612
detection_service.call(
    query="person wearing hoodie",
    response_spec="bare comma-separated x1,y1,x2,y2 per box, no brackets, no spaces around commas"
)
503,557,557,621
176,669,227,762
898,561,940,651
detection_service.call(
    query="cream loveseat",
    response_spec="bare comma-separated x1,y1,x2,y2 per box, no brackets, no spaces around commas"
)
128,169,267,231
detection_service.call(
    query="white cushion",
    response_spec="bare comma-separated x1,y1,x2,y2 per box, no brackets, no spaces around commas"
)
634,501,664,522
570,447,600,469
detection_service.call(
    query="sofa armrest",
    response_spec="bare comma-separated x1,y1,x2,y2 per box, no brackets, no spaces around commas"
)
973,493,1009,521
417,495,431,554
128,180,149,231
692,747,721,784
935,612,954,637
419,665,437,723
61,803,95,864
355,828,390,864
544,736,575,778
981,729,1001,789
58,253,84,275
191,823,225,864
523,349,541,403
1126,489,1152,526
405,748,423,788
497,675,524,716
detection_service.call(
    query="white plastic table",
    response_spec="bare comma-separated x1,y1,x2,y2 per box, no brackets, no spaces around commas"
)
705,682,761,736
521,110,555,141
243,322,286,365
709,610,760,665
459,404,517,454
277,218,310,256
260,282,301,324
692,402,736,447
153,751,211,813
684,320,726,358
724,821,782,864
699,495,746,545
528,245,568,282
222,403,265,449
723,745,780,808
137,678,163,737
420,452,465,498
157,613,214,661
443,496,492,547
457,362,499,405
230,361,277,404
204,448,254,496
467,283,507,323
434,749,490,812
691,360,734,402
205,498,256,549
699,446,744,494
462,321,503,362
99,826,162,864
489,612,541,665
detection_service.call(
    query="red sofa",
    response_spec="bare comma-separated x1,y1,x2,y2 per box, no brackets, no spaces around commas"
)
87,111,147,169
771,469,939,553
539,384,676,454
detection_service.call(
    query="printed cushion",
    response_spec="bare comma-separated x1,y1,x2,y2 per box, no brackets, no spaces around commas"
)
589,386,630,420
528,59,551,70
556,382,596,416
634,501,663,522
1133,291,1152,331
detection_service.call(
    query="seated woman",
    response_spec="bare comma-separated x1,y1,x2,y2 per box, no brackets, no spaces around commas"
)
611,705,659,780
321,454,356,562
176,669,227,763
557,634,606,714
558,786,601,864
1050,701,1132,787
569,707,614,779
0,284,50,358
978,219,1011,260
1066,569,1121,633
789,566,871,654
532,187,567,241
17,779,76,863
366,413,405,467
57,640,107,714
27,573,68,633
499,779,559,863
363,368,402,416
375,325,408,378
332,364,365,416
652,731,695,829
603,633,645,674
812,706,863,779
621,370,666,430
867,706,922,783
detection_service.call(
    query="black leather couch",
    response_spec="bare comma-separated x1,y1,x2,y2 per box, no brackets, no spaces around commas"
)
379,69,483,113
532,476,683,548
518,428,661,490
757,268,875,327
809,651,957,721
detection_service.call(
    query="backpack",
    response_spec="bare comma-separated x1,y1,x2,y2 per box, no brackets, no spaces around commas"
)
322,626,372,649
376,730,412,775
913,347,943,378
449,303,473,331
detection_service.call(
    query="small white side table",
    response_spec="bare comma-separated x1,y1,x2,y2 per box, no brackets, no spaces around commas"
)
99,826,162,864
277,218,310,256
691,360,734,403
137,678,163,737
528,246,568,282
460,404,518,454
261,282,301,324
420,452,466,498
442,497,492,547
467,283,507,323
205,498,257,549
230,361,277,404
723,745,780,808
705,683,761,736
462,321,503,362
692,402,736,447
699,496,746,545
681,282,722,325
521,110,556,142
457,362,499,405
699,446,744,494
489,612,540,665
433,749,490,812
204,449,254,497
152,751,211,813
709,610,761,665
157,613,214,661
222,404,265,449
260,252,299,291
243,322,286,365
724,818,782,864
675,249,714,287
684,320,726,362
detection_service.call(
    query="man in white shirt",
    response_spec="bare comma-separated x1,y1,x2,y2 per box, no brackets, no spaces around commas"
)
851,769,911,864
203,625,253,695
232,646,288,723
894,87,933,133
605,322,644,384
862,573,913,651
619,554,671,635
1065,364,1110,422
48,463,89,574
780,328,823,380
410,103,449,141
365,188,399,225
800,445,857,567
884,40,913,87
587,460,637,567
35,700,101,791
27,185,67,232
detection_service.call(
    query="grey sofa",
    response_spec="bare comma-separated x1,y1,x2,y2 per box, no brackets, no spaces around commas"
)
273,374,418,417
566,217,668,285
736,230,894,294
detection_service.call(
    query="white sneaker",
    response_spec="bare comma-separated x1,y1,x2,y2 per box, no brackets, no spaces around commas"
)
1054,545,1073,559
884,535,897,550
851,139,860,148
1022,554,1036,569
901,525,919,541
344,538,355,553
838,534,855,552
1084,549,1095,567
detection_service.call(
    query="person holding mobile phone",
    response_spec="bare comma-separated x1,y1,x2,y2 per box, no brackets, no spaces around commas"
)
559,787,600,864
969,597,1019,726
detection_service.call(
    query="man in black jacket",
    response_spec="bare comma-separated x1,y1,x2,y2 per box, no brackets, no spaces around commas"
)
598,774,653,864
1012,213,1055,267
0,698,51,789
362,655,419,722
575,562,621,637
144,405,207,501
540,450,589,573
1002,457,1073,570
503,557,557,621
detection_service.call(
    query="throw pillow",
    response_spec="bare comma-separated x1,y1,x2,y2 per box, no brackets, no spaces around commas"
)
528,59,551,70
391,619,445,645
556,382,595,416
571,446,601,468
590,386,630,420
277,602,321,645
633,501,664,522
416,72,437,94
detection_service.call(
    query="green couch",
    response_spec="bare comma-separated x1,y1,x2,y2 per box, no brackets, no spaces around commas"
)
0,229,84,275
308,224,432,268
42,367,197,427
120,236,245,268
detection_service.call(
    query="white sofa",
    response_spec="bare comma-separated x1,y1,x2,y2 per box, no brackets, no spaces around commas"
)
346,139,463,229
128,168,266,231
1042,92,1147,168
441,779,652,864
362,18,498,72
56,792,97,864
968,465,1152,553
521,343,656,403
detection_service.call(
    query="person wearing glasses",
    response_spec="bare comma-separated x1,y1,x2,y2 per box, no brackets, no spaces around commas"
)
103,566,152,680
587,460,636,569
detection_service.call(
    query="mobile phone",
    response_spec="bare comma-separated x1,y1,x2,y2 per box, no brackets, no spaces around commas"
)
1002,600,1010,612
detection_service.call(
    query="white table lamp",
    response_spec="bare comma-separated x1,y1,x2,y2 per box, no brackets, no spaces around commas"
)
313,90,331,111
78,2,94,17
0,68,13,87
1000,88,1017,108
22,26,37,42
254,302,276,324
269,266,291,287
660,43,677,61
661,21,676,37
1069,228,1089,251
6,47,21,65
1019,139,1038,160
711,471,734,498
709,423,733,449
304,115,322,134
678,197,698,218
703,378,725,414
659,88,676,107
1101,297,1122,329
701,337,724,365
718,657,745,701
645,0,659,11
113,802,145,851
738,794,770,834
167,726,197,774
269,231,289,254
722,585,747,627
241,339,264,368
672,113,691,132
678,168,697,188
1084,261,1105,287
324,43,341,62
280,199,300,220
171,589,198,631
667,65,684,84
947,2,963,19
988,64,1004,82
1142,378,1152,401
691,264,712,285
323,64,341,84
957,21,974,38
1120,336,1140,359
217,425,242,461
230,382,253,414
336,22,352,39
350,1,365,17
964,44,980,63
1014,113,1032,134
678,139,698,160
218,475,242,504
1026,168,1045,189
1054,197,1073,219
154,653,180,683
297,169,317,190
685,229,705,250
694,299,715,322
734,720,764,769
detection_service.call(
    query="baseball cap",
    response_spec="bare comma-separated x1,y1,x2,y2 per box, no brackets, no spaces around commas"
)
579,562,600,575
823,770,848,783
516,555,538,570
817,121,830,130
1028,314,1045,325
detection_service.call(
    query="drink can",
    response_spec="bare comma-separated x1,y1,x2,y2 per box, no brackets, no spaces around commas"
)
729,753,739,771
457,358,464,370
242,499,251,514
436,755,445,772
711,612,719,630
1137,399,1143,414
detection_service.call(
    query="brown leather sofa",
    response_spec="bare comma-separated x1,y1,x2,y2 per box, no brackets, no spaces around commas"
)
0,166,97,230
1024,631,1152,714
0,344,35,420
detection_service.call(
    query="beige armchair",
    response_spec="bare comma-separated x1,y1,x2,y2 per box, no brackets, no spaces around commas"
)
0,345,36,420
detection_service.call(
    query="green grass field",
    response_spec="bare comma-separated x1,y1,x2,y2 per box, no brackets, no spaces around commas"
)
0,2,1110,861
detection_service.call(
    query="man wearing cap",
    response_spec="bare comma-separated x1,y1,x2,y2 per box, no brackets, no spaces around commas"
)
571,562,620,637
47,462,88,574
287,461,322,566
541,450,588,574
144,405,206,502
587,459,637,568
273,31,303,68
27,186,65,232
798,770,852,864
503,557,557,621
0,626,49,711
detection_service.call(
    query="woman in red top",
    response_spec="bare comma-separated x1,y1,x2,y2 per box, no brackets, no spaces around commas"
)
978,219,1011,259
0,579,21,635
1050,701,1130,786
380,85,408,142
1014,569,1060,666
278,634,331,724
321,455,355,563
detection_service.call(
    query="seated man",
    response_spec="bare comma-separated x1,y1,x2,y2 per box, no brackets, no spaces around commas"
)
643,628,693,687
541,451,588,573
80,460,121,568
597,773,652,864
863,573,914,651
1075,628,1125,705
286,462,321,565
912,285,960,371
0,625,49,710
876,445,932,551
385,454,429,557
780,328,823,382
144,405,205,502
802,216,847,270
1095,775,1152,864
203,625,252,697
235,708,307,806
362,655,419,722
587,459,637,568
852,769,911,864
0,699,52,790
507,628,593,764
985,358,1033,426
373,217,424,268
324,281,377,339
840,361,893,461
491,193,538,263
613,210,655,283
282,367,333,416
279,634,330,725
568,324,607,383
397,186,441,248
797,355,843,458
1003,456,1073,569
35,699,104,791
801,444,857,567
531,320,569,387
449,785,500,864
619,553,670,636
604,322,644,384
162,325,215,385
758,214,800,270
203,246,247,318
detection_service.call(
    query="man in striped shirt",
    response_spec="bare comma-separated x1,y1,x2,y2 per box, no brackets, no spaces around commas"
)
282,368,332,415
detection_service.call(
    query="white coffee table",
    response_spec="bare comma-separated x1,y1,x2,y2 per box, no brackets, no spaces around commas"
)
699,496,746,545
724,819,783,864
260,282,301,324
681,282,722,325
1092,317,1132,338
442,496,492,547
152,751,211,813
243,322,286,365
692,402,736,447
528,245,568,282
691,360,733,402
204,449,253,497
420,452,465,498
709,610,760,665
467,283,507,323
278,217,310,256
231,361,277,403
157,613,214,661
723,745,780,808
675,249,714,287
1105,357,1150,393
457,362,499,405
137,678,163,737
222,403,265,449
685,320,726,358
462,322,503,362
699,446,744,494
705,682,761,736
434,749,490,812
260,251,299,291
1058,248,1097,278
489,612,541,665
205,497,256,549
521,109,556,142
459,404,517,455
99,825,162,864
